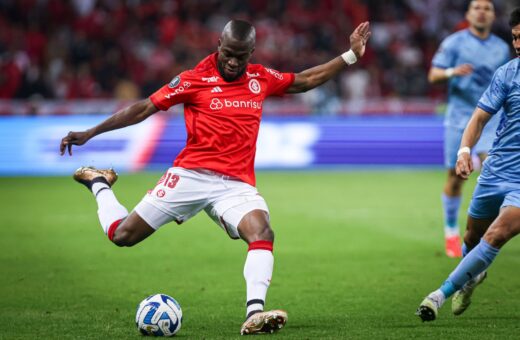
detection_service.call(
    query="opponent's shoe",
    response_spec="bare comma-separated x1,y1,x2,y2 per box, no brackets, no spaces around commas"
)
73,166,118,191
240,310,287,335
445,235,462,258
416,296,441,322
452,271,487,316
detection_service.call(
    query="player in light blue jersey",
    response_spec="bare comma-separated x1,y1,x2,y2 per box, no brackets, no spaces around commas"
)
416,8,520,322
429,0,510,257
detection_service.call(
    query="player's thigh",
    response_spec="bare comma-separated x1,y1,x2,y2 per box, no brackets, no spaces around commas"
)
134,167,211,230
444,126,464,169
205,183,270,241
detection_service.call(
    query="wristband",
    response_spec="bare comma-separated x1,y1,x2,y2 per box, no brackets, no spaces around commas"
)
445,68,455,78
457,146,471,157
341,50,357,65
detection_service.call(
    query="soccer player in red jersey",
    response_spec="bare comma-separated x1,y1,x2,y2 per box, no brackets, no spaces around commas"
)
60,20,371,335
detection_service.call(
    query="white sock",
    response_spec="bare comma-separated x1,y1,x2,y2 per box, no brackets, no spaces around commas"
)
243,249,273,317
428,289,446,308
95,188,128,234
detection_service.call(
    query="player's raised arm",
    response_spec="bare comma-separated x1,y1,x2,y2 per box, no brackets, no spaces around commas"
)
60,98,159,156
456,107,492,179
285,21,371,94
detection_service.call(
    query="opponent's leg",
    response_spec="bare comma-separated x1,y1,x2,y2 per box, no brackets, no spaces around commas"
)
73,166,155,246
237,210,286,335
451,216,493,315
417,206,520,321
442,169,464,257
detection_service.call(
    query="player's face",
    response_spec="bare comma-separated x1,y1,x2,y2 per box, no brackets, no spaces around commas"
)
466,0,495,31
217,37,254,82
512,25,520,57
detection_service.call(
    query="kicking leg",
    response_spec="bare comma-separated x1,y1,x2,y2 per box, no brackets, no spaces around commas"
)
73,166,155,246
417,206,520,321
237,210,287,335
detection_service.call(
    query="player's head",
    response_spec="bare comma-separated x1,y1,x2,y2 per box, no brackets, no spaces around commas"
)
465,0,495,33
217,20,256,82
509,8,520,57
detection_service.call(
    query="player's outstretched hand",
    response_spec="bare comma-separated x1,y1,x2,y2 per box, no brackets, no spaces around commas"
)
350,21,371,59
456,153,473,179
60,130,92,156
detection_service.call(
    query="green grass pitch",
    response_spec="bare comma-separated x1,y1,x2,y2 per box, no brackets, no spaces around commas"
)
1,170,519,339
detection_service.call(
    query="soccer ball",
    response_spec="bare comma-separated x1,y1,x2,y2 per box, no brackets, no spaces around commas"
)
135,294,183,336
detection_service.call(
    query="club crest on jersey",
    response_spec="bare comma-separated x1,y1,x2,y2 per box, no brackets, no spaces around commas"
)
168,76,181,88
249,79,261,94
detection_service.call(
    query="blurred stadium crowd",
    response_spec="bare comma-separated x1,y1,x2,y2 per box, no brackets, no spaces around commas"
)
0,0,517,102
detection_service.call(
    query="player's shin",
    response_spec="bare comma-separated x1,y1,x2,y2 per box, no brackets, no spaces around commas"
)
243,240,274,318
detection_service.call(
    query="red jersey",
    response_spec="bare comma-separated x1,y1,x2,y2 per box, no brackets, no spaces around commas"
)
149,53,295,186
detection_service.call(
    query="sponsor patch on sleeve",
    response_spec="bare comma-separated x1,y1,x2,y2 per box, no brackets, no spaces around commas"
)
168,76,181,88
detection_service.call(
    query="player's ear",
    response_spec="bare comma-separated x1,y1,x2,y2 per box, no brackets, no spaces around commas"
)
218,39,222,50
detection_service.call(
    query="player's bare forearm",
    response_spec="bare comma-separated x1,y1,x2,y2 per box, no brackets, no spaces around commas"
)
428,65,473,84
460,108,492,149
286,58,347,93
286,21,370,94
88,99,158,137
456,108,492,179
60,98,158,156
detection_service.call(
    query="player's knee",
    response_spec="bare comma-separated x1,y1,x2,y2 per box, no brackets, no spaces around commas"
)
111,229,138,247
484,224,511,248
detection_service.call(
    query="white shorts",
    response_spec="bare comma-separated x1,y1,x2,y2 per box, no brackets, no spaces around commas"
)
134,167,269,239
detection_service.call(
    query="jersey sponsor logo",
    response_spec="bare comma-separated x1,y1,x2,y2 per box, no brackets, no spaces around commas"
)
210,98,224,110
247,72,260,78
165,81,191,99
266,68,283,80
202,76,220,83
210,98,262,110
211,86,223,93
249,79,261,94
168,76,181,88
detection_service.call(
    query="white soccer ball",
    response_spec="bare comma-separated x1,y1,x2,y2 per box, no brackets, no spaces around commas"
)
135,294,183,336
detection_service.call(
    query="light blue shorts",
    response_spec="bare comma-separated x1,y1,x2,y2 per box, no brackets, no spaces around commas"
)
444,122,498,168
468,182,520,219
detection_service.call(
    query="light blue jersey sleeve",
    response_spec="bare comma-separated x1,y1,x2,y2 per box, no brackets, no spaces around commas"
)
477,64,510,115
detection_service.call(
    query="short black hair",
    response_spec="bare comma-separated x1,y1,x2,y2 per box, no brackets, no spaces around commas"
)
509,8,520,27
226,20,255,42
466,0,493,10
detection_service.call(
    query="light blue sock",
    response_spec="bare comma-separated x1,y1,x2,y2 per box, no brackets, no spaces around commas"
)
440,239,499,298
441,194,461,230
